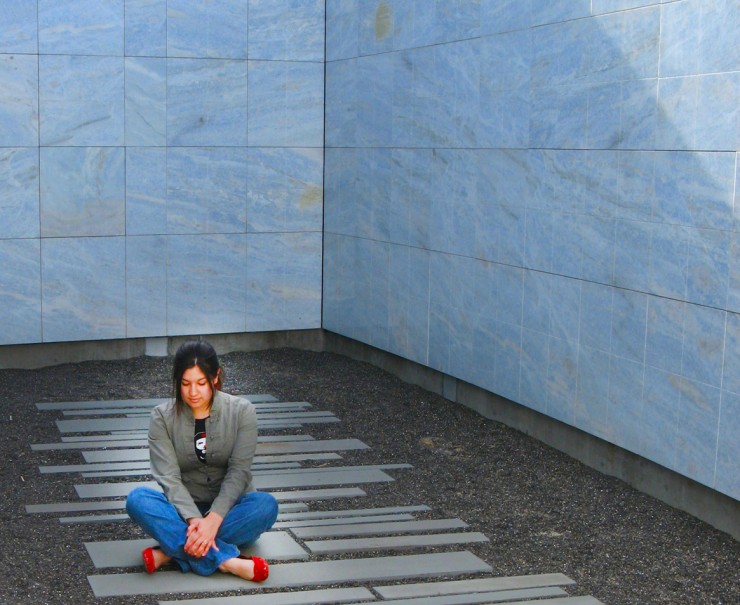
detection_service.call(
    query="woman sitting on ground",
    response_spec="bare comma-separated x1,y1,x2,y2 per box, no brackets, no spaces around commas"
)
126,340,278,581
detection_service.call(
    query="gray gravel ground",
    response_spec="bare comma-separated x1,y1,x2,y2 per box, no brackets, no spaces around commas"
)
1,348,738,605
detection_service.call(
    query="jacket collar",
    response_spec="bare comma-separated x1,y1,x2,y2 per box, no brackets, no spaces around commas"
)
208,389,225,421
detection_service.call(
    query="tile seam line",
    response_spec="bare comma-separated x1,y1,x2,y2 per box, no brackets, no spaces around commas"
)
322,145,738,154
322,232,740,318
30,52,323,64
320,0,328,332
36,3,43,342
32,231,323,239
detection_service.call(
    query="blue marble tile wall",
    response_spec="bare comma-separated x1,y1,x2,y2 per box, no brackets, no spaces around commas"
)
0,1,325,343
323,0,740,500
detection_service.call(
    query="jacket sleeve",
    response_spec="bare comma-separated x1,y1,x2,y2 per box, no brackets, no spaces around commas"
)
209,401,257,518
148,406,202,521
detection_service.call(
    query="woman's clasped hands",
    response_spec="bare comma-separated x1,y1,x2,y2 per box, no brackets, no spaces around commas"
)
185,511,224,558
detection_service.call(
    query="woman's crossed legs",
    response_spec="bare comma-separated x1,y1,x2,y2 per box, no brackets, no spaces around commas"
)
126,487,278,577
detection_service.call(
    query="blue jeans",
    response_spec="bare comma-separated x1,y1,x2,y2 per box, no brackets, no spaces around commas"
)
125,487,279,576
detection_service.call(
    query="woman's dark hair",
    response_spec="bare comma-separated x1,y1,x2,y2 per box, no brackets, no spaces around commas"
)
172,340,223,413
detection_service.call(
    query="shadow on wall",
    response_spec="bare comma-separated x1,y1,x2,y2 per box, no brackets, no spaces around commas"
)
322,0,740,502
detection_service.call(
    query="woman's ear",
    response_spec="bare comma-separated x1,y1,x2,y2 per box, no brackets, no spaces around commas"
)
214,368,223,391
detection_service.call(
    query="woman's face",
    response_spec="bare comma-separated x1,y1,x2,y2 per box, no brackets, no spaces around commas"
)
180,366,215,415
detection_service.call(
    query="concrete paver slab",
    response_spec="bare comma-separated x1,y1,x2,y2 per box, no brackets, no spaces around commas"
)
29,500,309,516
278,505,430,520
305,531,490,554
252,463,411,475
38,398,169,411
26,500,127,514
158,587,376,605
85,531,308,568
32,440,149,451
36,394,277,410
62,434,152,442
75,481,369,500
56,417,333,432
373,574,577,599
292,518,468,539
58,513,141,524
60,503,314,524
347,587,568,605
87,551,492,597
273,513,416,528
82,461,303,478
480,598,603,605
82,438,369,463
75,468,394,498
42,455,337,474
41,461,150,474
62,402,310,416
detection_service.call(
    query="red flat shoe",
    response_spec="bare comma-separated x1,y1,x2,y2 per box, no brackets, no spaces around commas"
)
141,546,160,574
239,555,269,582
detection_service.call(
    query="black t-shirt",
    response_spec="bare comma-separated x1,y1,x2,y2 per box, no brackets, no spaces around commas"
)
194,417,207,464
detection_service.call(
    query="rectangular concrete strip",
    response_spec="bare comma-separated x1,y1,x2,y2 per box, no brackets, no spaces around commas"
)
76,469,393,498
59,501,311,524
81,470,193,479
29,500,310,515
305,532,490,554
61,402,310,416
87,551,492,597
252,453,342,463
37,398,169,411
81,407,321,419
62,434,152,442
252,464,411,476
83,438,368,463
158,586,377,605
264,418,339,426
253,439,370,456
73,454,341,479
480,598,603,605
32,440,148,451
41,462,151,474
61,513,138,524
374,573,577,599
82,461,303,478
85,532,308,568
292,518,468,539
278,505,431,521
256,468,394,490
273,513,416,529
36,394,276,410
49,487,364,512
62,408,169,416
56,417,332,433
344,587,569,605
26,500,127,514
76,476,379,499
272,488,367,502
252,412,335,420
46,454,342,475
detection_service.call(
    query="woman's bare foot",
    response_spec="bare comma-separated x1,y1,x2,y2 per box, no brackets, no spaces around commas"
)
151,547,171,570
219,556,255,580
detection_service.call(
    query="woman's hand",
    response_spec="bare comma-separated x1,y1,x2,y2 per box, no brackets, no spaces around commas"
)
185,512,224,558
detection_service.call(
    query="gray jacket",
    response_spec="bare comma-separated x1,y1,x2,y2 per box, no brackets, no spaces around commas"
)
148,390,257,521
